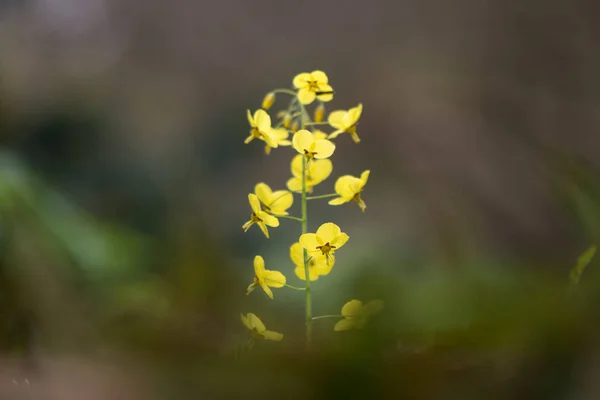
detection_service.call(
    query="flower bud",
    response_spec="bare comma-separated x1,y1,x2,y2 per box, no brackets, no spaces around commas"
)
314,103,325,123
283,114,292,128
261,92,276,110
290,120,299,133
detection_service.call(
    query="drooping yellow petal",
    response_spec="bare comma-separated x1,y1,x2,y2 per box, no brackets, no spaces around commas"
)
316,222,342,243
327,110,347,129
328,197,348,206
293,73,311,89
299,233,321,251
313,139,336,159
316,83,334,102
327,129,345,140
253,255,266,278
247,109,255,126
341,300,364,317
248,193,262,214
260,212,279,227
264,270,286,288
331,232,349,249
262,330,284,341
257,222,269,238
248,313,266,332
254,109,271,132
297,88,316,105
292,130,314,154
260,281,274,299
334,318,355,331
310,70,328,84
360,170,371,187
255,183,274,205
347,103,363,124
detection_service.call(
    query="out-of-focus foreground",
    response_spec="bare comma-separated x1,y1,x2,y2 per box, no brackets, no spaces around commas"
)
1,0,600,398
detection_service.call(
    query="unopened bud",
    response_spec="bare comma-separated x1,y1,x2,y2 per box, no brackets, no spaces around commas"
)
261,92,276,110
290,120,299,133
283,114,293,128
314,103,325,122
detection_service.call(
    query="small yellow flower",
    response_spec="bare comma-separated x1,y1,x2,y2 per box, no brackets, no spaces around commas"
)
292,130,335,160
254,183,293,216
290,242,334,281
328,103,363,143
245,109,277,147
333,300,383,331
241,313,283,341
264,128,292,155
292,70,334,105
246,255,286,299
261,92,276,110
314,103,325,123
242,194,279,238
329,170,370,212
286,154,332,193
300,222,349,262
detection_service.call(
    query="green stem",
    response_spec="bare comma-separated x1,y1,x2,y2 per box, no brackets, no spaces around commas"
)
304,122,329,126
283,283,306,291
277,215,304,222
272,88,297,96
301,113,312,349
312,315,343,321
306,193,337,200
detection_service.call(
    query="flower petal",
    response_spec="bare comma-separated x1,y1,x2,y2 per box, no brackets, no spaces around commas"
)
316,222,341,244
316,84,334,102
255,183,273,205
253,255,265,277
286,177,302,192
297,88,316,105
257,222,269,238
331,232,349,249
348,103,363,123
254,109,271,131
294,264,320,281
247,109,255,126
290,154,303,177
248,313,266,332
311,70,328,84
299,233,320,251
270,191,293,215
293,73,311,89
328,197,348,206
335,176,359,199
260,212,279,227
313,139,335,159
292,130,314,154
264,270,286,288
248,193,261,214
334,318,355,331
241,313,252,330
327,110,347,129
341,300,363,317
290,242,304,266
360,170,371,186
310,159,333,183
262,330,284,341
260,281,274,299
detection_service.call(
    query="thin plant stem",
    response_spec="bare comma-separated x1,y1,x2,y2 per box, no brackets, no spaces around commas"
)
283,283,306,291
272,88,297,96
306,193,337,200
301,112,312,349
304,122,329,126
312,315,343,321
277,215,304,222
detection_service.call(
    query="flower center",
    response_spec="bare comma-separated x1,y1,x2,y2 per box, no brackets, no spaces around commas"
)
307,80,320,91
251,127,263,138
316,242,336,255
251,213,262,223
304,149,317,160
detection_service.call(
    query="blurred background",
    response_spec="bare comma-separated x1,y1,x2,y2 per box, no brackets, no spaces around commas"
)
0,0,600,398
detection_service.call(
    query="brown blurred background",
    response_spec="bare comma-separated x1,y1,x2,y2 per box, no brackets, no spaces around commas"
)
0,0,600,398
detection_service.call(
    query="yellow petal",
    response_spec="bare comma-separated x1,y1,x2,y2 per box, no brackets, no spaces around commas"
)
331,232,349,249
261,129,278,148
334,318,355,331
312,130,328,140
299,233,320,251
260,212,279,227
253,109,271,131
360,170,371,186
316,84,334,102
311,70,329,83
315,260,333,276
328,197,348,206
253,255,265,277
255,183,273,205
313,139,335,159
264,145,272,155
327,110,347,129
264,270,286,287
270,191,293,215
245,134,255,144
247,109,255,126
248,313,266,332
292,130,314,154
294,264,319,281
241,313,253,330
289,242,304,266
348,103,363,124
260,281,274,299
327,129,344,140
341,300,363,317
248,193,261,214
257,222,269,238
293,72,311,89
290,154,303,177
297,88,316,105
316,222,341,244
262,330,284,341
310,159,333,183
286,177,302,192
335,176,359,199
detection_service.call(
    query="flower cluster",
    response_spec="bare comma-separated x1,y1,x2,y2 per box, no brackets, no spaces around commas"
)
240,70,381,347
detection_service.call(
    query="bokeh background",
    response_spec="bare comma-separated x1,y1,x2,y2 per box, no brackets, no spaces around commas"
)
1,0,600,398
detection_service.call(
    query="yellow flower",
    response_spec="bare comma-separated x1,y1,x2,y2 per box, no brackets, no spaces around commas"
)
241,313,283,341
333,300,383,331
286,154,332,193
292,130,335,160
312,129,328,140
261,92,276,110
246,255,286,299
254,183,293,216
314,103,325,123
264,128,292,155
292,70,334,105
329,170,370,212
245,109,277,147
328,103,363,143
242,194,279,238
290,242,334,281
299,222,349,263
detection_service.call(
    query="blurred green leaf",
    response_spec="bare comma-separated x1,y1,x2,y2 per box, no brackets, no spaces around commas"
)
569,245,596,286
